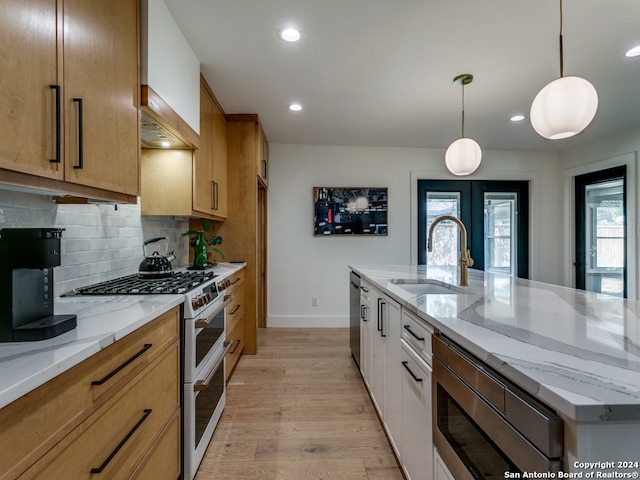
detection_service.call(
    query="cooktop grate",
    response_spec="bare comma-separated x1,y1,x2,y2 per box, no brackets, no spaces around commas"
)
69,271,218,295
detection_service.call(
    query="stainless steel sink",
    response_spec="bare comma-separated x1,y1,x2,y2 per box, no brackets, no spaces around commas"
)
390,278,468,295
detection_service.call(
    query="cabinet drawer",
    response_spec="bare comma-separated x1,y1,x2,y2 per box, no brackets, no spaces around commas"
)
131,411,181,480
401,309,434,365
225,318,244,382
0,306,179,480
226,285,244,332
26,343,180,480
226,269,245,295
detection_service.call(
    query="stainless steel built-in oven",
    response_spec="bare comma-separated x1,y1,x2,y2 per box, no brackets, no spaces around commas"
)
432,334,564,480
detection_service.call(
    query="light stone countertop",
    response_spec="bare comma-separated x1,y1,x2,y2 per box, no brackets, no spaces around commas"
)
350,264,640,423
0,263,245,410
0,294,184,409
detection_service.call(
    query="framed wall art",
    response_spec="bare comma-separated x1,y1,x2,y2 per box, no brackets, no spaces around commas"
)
313,187,388,236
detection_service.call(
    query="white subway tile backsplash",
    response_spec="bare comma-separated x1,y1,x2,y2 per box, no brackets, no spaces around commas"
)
0,190,189,297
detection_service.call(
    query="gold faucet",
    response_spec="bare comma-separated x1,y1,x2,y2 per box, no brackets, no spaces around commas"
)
427,215,474,286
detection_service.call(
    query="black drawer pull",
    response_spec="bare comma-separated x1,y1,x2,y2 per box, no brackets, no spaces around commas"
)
90,409,152,474
49,85,61,163
230,304,241,315
402,361,423,382
229,339,241,354
230,277,241,285
403,324,425,341
91,344,152,386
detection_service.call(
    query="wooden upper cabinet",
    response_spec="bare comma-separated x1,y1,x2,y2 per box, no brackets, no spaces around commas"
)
141,76,227,221
193,77,227,219
258,124,269,187
63,0,140,196
0,0,140,201
0,0,62,180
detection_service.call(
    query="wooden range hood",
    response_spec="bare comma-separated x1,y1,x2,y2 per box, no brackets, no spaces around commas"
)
140,85,200,150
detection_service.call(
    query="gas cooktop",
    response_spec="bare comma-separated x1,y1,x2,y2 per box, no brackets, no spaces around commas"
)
69,271,218,295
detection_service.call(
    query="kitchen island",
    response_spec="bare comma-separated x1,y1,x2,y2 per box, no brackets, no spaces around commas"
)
351,264,640,475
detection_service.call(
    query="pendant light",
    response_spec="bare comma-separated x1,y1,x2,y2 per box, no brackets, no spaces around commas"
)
530,0,598,140
445,74,482,176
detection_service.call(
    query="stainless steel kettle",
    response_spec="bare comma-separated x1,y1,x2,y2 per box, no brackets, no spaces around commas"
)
138,237,176,278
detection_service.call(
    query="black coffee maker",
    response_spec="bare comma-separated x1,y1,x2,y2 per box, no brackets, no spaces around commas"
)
0,228,77,342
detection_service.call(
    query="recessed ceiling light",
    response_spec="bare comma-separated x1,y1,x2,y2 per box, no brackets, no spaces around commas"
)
510,114,526,122
160,141,171,148
279,27,300,42
289,103,302,111
625,45,640,57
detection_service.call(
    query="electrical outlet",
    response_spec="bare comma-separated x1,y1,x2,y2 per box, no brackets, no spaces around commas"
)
311,296,318,307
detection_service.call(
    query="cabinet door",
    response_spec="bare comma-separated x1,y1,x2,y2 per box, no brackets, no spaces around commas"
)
63,0,139,195
193,83,215,215
360,284,372,388
401,341,433,480
383,294,402,457
369,287,385,417
211,98,228,217
257,124,268,186
0,0,62,180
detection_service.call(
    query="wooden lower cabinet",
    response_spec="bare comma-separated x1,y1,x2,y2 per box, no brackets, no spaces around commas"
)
131,412,181,480
225,267,245,381
0,306,181,480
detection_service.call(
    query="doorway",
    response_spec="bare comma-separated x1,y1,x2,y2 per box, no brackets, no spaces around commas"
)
418,180,529,278
575,166,626,297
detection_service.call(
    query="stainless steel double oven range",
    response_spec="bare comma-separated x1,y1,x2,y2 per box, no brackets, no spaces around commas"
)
71,268,236,480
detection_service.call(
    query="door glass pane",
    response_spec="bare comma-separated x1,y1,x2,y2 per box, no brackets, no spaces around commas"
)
426,192,460,271
585,179,624,296
484,193,517,276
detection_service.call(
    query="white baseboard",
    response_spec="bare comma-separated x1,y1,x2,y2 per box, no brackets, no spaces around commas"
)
267,315,349,328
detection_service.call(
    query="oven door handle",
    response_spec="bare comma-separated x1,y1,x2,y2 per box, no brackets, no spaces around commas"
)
194,340,233,392
194,294,232,329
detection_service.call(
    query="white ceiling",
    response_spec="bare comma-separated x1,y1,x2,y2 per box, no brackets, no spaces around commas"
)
163,0,640,151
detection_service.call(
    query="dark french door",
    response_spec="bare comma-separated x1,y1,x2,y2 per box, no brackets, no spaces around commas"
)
575,166,626,297
418,180,529,279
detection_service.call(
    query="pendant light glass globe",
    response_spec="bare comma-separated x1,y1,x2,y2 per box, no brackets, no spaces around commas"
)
530,75,598,139
445,73,482,176
445,137,482,176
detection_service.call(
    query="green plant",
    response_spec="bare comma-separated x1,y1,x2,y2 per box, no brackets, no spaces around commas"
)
181,219,224,267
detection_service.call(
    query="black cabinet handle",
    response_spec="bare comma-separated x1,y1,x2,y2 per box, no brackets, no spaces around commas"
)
377,298,383,332
402,361,423,382
403,324,425,341
360,286,369,293
49,85,61,163
211,181,216,209
229,339,241,354
91,344,152,386
72,97,83,169
380,302,386,337
214,181,219,210
262,159,267,179
229,304,241,315
229,277,241,285
90,409,152,474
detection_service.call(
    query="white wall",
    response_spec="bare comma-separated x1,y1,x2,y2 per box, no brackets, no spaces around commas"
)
267,143,561,327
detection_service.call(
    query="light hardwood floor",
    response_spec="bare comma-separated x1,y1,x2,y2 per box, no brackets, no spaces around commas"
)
195,327,405,480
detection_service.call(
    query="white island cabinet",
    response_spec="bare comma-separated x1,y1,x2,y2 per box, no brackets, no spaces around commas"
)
359,279,433,478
